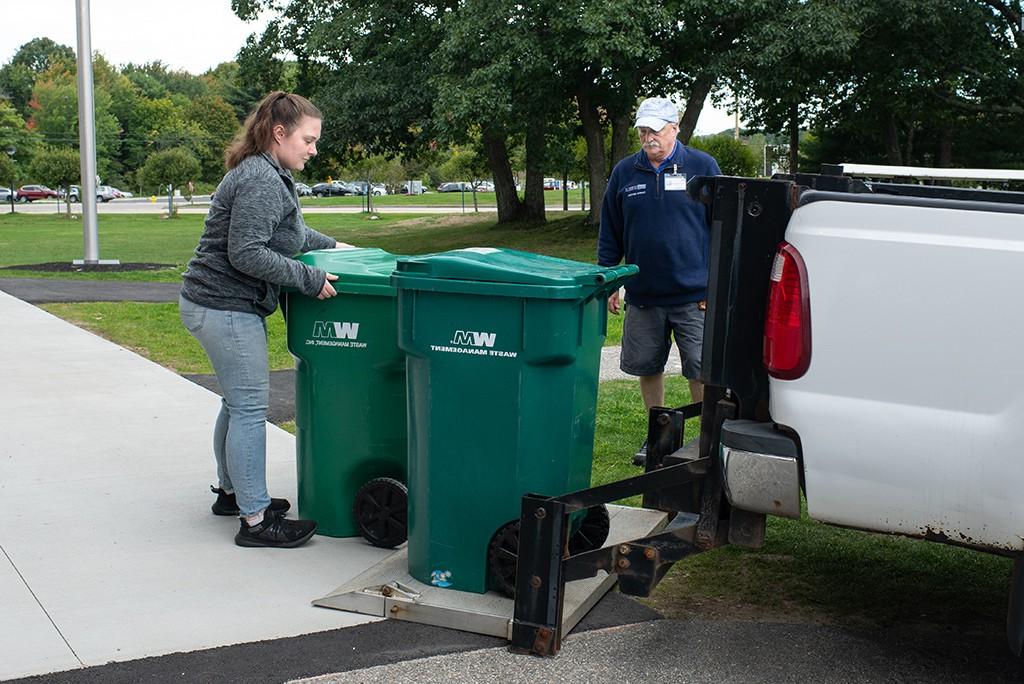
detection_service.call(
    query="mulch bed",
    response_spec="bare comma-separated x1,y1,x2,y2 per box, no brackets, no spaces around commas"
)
1,262,175,273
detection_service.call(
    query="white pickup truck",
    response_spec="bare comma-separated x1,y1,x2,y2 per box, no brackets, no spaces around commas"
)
694,166,1024,654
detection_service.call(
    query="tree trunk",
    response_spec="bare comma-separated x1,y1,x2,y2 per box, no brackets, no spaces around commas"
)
483,128,524,223
938,123,953,167
789,103,800,173
577,90,607,225
679,73,716,144
885,114,903,165
521,122,546,222
609,111,632,170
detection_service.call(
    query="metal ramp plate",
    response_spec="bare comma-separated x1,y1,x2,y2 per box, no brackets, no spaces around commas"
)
313,505,668,639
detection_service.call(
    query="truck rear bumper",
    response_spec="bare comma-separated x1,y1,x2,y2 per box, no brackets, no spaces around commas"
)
720,420,801,519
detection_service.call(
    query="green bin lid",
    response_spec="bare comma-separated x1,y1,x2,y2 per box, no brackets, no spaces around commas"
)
295,247,400,296
393,248,637,299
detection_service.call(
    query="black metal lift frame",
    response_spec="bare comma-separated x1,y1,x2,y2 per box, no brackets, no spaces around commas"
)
509,171,1024,657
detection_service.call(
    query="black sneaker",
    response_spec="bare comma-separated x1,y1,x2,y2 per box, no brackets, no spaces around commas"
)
234,509,317,548
632,441,648,467
211,486,291,517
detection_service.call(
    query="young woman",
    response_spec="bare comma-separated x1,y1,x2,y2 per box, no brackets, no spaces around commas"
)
180,91,350,548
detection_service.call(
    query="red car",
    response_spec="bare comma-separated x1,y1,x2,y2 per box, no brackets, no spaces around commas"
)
16,185,60,202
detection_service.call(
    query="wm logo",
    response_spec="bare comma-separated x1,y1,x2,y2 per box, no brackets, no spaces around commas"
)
312,321,360,340
450,330,497,347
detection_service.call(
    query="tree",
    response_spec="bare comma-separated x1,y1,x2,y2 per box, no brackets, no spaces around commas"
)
28,65,122,178
139,148,200,216
341,154,410,193
29,147,80,218
0,37,75,116
236,27,291,98
183,95,240,181
732,0,864,172
0,153,17,191
689,135,759,177
0,100,41,165
438,144,492,210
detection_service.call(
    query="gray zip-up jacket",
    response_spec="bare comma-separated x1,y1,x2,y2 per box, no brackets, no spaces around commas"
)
180,152,335,317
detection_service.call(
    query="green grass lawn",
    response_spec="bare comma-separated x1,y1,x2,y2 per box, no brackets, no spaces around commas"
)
647,505,1014,653
0,211,603,280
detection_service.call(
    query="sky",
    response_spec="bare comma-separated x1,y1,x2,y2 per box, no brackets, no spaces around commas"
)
0,0,740,134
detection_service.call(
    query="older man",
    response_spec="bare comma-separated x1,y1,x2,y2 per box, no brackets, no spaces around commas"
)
598,97,721,463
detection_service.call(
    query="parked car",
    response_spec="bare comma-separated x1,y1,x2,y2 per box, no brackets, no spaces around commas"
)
110,187,133,198
542,177,562,190
437,182,474,193
311,181,357,197
474,180,495,192
68,185,116,202
0,187,13,202
343,181,368,196
294,182,313,197
16,185,60,202
351,181,387,196
400,181,425,195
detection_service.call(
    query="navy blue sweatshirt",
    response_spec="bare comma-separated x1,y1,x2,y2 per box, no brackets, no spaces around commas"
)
598,142,720,306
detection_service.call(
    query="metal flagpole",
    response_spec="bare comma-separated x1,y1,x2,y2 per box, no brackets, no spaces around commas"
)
74,0,118,266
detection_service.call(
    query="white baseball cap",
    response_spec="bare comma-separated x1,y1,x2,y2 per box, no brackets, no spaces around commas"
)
634,97,679,131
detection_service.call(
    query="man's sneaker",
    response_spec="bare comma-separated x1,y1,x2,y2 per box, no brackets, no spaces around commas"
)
632,441,648,467
234,509,317,548
211,486,291,517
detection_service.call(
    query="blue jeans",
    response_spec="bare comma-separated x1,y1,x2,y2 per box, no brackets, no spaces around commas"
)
179,295,272,516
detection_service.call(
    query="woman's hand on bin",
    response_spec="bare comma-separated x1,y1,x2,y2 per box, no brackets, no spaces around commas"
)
318,273,339,300
607,288,622,315
334,241,356,249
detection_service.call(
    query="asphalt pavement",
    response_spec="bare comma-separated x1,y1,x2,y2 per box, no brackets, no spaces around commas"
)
0,277,182,304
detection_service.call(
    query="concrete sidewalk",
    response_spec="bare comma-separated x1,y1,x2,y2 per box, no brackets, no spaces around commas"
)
0,290,387,680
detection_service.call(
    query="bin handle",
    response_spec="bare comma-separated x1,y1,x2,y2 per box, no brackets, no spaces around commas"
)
582,264,638,304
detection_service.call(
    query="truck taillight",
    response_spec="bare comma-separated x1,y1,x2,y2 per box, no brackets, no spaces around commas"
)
764,242,811,379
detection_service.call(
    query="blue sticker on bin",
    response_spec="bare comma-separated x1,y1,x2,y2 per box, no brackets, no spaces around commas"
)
430,570,453,587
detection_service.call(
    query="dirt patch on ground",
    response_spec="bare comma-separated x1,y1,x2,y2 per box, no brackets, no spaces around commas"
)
1,262,175,272
382,214,495,230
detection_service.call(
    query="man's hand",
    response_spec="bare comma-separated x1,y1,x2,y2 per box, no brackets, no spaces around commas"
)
607,288,622,315
334,241,356,249
318,273,339,299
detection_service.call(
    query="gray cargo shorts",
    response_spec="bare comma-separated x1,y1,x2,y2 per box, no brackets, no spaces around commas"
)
620,302,705,379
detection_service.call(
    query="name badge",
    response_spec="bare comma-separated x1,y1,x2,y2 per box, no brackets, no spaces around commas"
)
664,173,687,191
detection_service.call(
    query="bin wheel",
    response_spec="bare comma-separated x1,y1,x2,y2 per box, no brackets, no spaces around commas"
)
487,520,520,598
568,504,610,556
352,477,408,548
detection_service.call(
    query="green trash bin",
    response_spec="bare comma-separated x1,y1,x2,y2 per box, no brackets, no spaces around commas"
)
286,248,408,547
392,248,637,594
